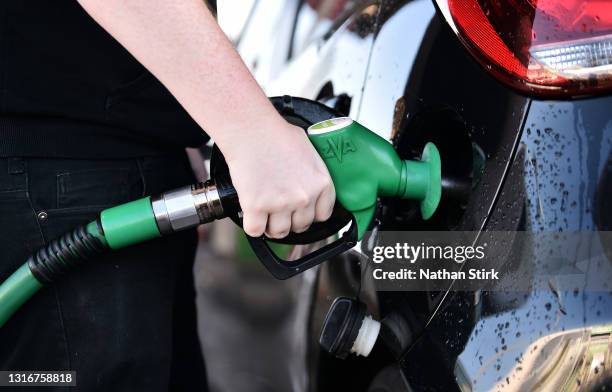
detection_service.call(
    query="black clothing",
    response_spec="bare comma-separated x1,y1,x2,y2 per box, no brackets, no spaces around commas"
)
0,155,207,391
0,1,214,388
0,1,208,158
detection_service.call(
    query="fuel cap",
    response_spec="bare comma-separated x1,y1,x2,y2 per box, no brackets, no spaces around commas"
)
319,297,380,359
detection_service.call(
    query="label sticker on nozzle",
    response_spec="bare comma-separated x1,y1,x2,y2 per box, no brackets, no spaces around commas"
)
308,117,354,134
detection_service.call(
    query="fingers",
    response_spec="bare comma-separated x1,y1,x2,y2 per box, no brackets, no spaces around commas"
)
242,209,267,237
314,180,336,222
265,211,292,239
243,196,333,238
243,181,335,237
291,203,316,233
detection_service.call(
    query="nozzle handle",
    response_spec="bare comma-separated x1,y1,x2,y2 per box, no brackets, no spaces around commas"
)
246,216,358,280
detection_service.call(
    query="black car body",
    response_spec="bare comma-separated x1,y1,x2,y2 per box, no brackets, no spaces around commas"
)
235,1,612,390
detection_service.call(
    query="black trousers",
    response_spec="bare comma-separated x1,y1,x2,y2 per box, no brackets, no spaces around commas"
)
0,154,207,391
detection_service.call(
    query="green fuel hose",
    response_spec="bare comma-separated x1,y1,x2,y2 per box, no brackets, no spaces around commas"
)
0,197,162,328
0,264,43,327
0,221,110,328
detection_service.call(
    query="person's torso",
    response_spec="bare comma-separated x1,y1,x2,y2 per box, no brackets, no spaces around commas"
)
0,1,208,158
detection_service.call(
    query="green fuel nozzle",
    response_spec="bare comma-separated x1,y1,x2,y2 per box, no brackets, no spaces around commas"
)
308,117,442,240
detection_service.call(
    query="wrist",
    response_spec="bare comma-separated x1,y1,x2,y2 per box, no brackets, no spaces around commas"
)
215,116,301,161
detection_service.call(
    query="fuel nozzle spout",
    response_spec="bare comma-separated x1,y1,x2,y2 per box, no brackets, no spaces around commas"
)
307,118,442,240
399,142,442,220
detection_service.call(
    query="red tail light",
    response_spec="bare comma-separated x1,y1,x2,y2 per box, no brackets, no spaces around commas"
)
435,0,612,98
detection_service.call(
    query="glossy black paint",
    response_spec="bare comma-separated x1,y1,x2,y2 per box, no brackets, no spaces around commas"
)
363,0,532,360
397,96,612,391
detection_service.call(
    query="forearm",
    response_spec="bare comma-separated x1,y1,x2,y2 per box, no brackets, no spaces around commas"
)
77,0,284,158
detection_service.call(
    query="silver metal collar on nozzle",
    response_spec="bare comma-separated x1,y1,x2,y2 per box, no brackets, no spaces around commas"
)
151,181,224,235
